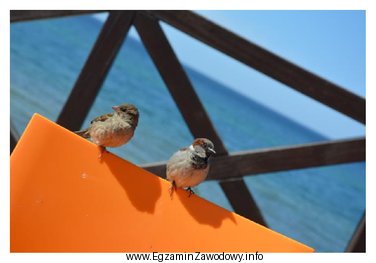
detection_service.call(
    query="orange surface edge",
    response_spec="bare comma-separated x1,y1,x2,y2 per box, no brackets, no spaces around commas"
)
10,114,314,252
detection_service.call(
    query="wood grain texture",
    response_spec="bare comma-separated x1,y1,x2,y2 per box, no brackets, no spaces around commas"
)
134,12,227,155
10,120,20,154
57,11,135,131
10,10,365,251
10,132,18,154
149,10,366,124
10,10,103,23
346,213,365,252
142,137,365,180
134,12,265,224
219,179,267,226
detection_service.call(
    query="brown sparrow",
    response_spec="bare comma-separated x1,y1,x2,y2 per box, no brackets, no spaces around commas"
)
75,104,139,156
166,138,215,197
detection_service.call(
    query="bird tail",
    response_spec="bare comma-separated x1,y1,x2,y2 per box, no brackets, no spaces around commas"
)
74,129,90,139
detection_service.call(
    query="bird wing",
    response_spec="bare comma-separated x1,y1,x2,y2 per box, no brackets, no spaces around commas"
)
74,128,91,138
90,113,114,124
166,150,189,174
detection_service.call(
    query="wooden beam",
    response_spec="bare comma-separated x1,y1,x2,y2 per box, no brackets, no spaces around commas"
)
134,12,227,155
142,137,365,180
57,11,134,131
10,132,18,154
143,162,166,178
219,179,267,226
209,137,365,180
10,120,20,154
10,10,104,23
134,12,264,224
346,212,365,252
141,162,268,226
148,10,366,124
142,138,364,225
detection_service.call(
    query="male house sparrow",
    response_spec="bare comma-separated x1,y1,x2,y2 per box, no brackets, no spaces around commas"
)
166,138,216,197
75,103,139,156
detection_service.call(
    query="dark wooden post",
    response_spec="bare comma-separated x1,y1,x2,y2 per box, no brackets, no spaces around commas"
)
134,12,267,226
346,213,365,252
57,11,135,131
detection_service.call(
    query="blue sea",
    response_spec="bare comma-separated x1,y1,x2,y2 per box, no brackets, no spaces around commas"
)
10,14,365,252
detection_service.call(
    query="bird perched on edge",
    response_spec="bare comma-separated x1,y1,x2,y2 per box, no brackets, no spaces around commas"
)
75,103,139,157
166,138,216,197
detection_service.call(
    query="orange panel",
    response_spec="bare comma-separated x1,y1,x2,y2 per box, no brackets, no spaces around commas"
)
10,114,314,252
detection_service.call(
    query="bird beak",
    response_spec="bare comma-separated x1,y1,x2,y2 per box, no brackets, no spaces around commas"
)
112,105,120,112
208,148,216,154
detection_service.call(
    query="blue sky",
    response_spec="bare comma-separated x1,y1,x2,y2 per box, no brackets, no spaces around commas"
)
95,10,365,139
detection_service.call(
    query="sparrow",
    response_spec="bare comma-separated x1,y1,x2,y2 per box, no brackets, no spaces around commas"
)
166,138,216,197
75,103,139,157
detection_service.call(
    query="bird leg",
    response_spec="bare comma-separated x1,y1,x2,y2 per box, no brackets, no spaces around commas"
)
186,187,195,197
98,146,108,159
169,181,177,198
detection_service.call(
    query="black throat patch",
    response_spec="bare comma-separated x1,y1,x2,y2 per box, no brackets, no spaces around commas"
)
191,153,208,169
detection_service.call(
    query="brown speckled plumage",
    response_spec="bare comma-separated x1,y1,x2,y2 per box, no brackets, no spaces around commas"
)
166,138,215,197
75,103,139,148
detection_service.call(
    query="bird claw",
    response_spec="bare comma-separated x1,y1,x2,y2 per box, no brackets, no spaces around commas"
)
98,146,108,159
186,187,195,197
169,181,177,199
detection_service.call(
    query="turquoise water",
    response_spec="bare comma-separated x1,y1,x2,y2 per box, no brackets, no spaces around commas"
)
10,15,365,252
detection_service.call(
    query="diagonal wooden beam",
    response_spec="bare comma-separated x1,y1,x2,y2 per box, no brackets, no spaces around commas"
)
10,131,18,154
141,168,268,226
142,137,364,225
142,162,166,178
148,10,365,124
134,12,227,155
142,137,365,180
57,11,135,131
346,212,365,252
219,179,267,226
134,12,265,225
10,10,104,23
10,120,20,154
